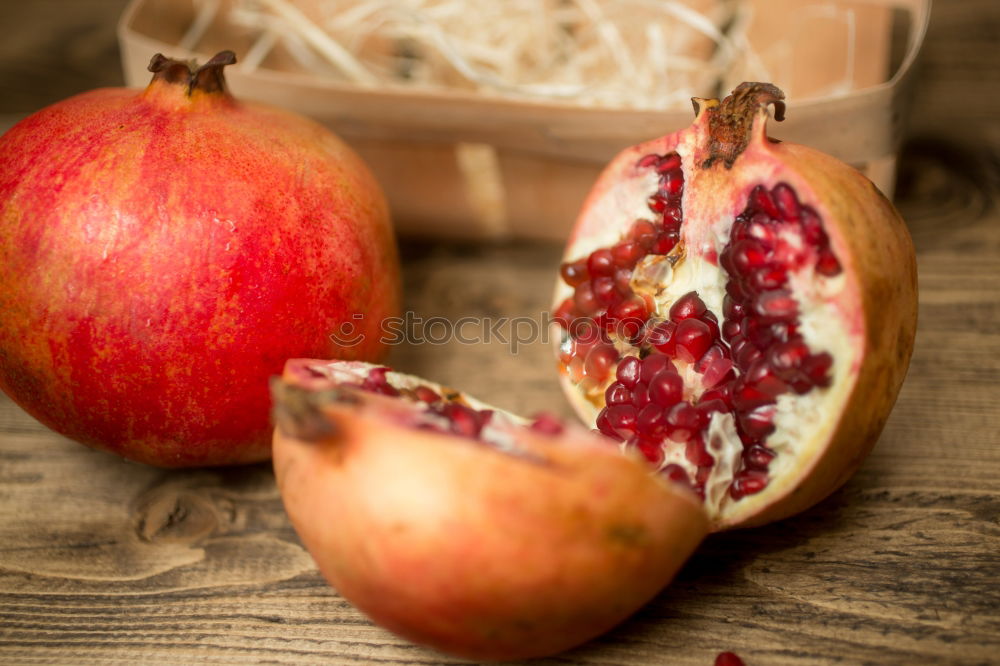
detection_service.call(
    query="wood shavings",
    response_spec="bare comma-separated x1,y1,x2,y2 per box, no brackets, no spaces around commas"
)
186,0,878,109
191,0,739,109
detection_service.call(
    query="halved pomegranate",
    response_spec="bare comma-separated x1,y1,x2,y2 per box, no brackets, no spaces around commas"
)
553,83,917,530
271,359,708,661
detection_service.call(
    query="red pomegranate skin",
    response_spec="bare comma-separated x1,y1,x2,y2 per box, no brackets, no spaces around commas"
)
0,54,401,467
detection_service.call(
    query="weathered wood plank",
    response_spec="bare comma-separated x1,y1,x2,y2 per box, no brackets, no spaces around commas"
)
0,0,998,664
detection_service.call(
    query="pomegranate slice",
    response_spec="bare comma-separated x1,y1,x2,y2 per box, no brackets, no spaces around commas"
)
272,359,708,661
553,83,917,530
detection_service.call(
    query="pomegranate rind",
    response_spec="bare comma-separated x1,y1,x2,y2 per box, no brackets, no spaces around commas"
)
555,93,917,530
272,360,709,660
0,57,400,467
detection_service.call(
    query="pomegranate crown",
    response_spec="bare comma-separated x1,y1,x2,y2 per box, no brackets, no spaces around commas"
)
147,50,237,97
693,82,786,169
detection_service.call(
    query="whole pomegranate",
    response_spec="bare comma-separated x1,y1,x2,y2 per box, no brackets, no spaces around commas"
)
0,52,400,467
552,83,917,529
272,359,708,661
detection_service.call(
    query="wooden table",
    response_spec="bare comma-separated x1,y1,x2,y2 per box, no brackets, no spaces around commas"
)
1,2,998,664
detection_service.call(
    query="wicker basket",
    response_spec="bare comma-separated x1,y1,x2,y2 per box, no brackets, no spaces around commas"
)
118,0,930,240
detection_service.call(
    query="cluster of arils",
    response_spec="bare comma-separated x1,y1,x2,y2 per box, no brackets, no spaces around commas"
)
554,153,686,350
356,366,564,440
556,152,842,501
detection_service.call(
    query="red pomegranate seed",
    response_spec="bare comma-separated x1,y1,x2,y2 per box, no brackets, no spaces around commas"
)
732,381,773,412
745,213,777,244
799,207,826,245
749,266,787,291
729,334,749,358
559,258,589,286
362,367,400,396
701,357,735,389
637,403,669,438
745,359,787,398
673,318,713,363
722,319,741,342
730,239,772,274
587,248,615,277
660,170,684,196
636,438,665,465
606,404,638,434
772,182,800,221
770,237,804,269
647,194,667,213
725,276,751,303
769,338,809,372
631,382,651,408
715,651,747,666
584,343,618,381
669,291,707,321
754,289,798,321
697,398,728,419
744,444,775,470
609,295,649,323
701,310,721,340
741,316,775,349
605,382,631,406
648,320,678,355
737,407,775,442
640,353,673,383
414,385,440,403
662,463,690,486
719,247,735,274
611,269,631,295
749,184,780,219
553,297,575,329
592,276,621,306
722,294,743,321
443,403,485,438
729,218,749,242
732,469,768,497
611,240,645,269
699,382,733,408
616,356,641,388
529,412,564,435
596,409,619,440
816,247,842,276
684,437,714,465
656,153,682,173
651,230,679,255
573,282,599,314
669,401,707,430
694,342,729,373
735,341,762,371
649,370,683,407
801,352,834,387
662,205,683,229
629,219,658,248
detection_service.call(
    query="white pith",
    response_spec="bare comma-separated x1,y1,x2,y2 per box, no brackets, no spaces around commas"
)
555,157,860,521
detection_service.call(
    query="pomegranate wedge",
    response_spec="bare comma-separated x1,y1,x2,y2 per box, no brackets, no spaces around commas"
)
271,359,708,660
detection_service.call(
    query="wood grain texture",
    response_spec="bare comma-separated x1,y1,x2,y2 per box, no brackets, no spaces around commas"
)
1,1,999,664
